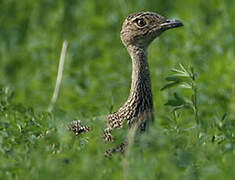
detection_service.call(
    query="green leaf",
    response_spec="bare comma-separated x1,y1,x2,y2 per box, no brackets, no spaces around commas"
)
179,63,188,73
165,100,183,106
179,82,192,89
165,76,182,82
221,113,228,122
165,93,186,106
160,81,180,91
171,68,186,75
172,105,185,111
174,93,185,102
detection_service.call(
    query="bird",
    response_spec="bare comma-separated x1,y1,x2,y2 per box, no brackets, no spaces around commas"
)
69,11,183,153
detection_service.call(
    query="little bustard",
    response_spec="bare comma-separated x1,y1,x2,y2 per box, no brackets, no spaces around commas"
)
69,11,183,146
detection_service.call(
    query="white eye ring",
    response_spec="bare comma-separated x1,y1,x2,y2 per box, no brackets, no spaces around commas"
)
135,18,147,27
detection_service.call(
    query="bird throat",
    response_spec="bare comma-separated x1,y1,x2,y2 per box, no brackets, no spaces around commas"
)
123,45,154,117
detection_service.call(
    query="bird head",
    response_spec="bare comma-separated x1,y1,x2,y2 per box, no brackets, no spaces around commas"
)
121,12,183,48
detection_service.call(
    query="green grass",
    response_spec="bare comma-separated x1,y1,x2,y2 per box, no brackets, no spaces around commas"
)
0,0,235,179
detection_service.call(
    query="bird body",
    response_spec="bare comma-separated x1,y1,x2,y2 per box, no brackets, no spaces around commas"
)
69,12,183,151
104,45,154,142
104,12,183,142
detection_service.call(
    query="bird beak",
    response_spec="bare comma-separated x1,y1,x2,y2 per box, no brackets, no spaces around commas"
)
160,19,183,30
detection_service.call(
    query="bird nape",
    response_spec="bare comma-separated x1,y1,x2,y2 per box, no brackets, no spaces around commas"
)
69,11,183,156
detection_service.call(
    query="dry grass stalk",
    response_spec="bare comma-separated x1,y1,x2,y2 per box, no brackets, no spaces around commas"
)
48,40,68,112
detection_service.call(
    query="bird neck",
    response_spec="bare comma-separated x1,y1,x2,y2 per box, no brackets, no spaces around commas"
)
125,45,153,111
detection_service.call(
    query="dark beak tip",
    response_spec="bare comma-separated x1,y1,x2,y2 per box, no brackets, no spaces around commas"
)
175,20,184,27
161,19,184,30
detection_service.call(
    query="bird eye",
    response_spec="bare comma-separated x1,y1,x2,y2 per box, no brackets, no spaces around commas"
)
136,18,147,27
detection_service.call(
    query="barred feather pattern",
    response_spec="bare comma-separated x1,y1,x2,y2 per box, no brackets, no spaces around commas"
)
103,44,154,143
68,12,183,156
68,120,91,135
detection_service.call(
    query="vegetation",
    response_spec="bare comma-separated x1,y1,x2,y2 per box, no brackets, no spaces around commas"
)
0,0,235,179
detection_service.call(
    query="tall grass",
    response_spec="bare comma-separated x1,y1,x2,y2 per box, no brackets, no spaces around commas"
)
0,0,235,180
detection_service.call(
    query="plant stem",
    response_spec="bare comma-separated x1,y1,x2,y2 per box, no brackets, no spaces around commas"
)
191,77,199,125
48,40,68,112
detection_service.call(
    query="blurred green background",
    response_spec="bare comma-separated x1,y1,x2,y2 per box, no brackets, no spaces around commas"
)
0,0,235,179
1,0,234,117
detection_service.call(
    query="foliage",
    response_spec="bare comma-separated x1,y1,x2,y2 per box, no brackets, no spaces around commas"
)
161,64,199,124
0,0,235,180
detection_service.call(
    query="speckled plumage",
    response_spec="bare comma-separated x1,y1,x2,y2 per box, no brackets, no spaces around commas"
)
69,11,183,154
68,120,91,135
104,12,183,143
